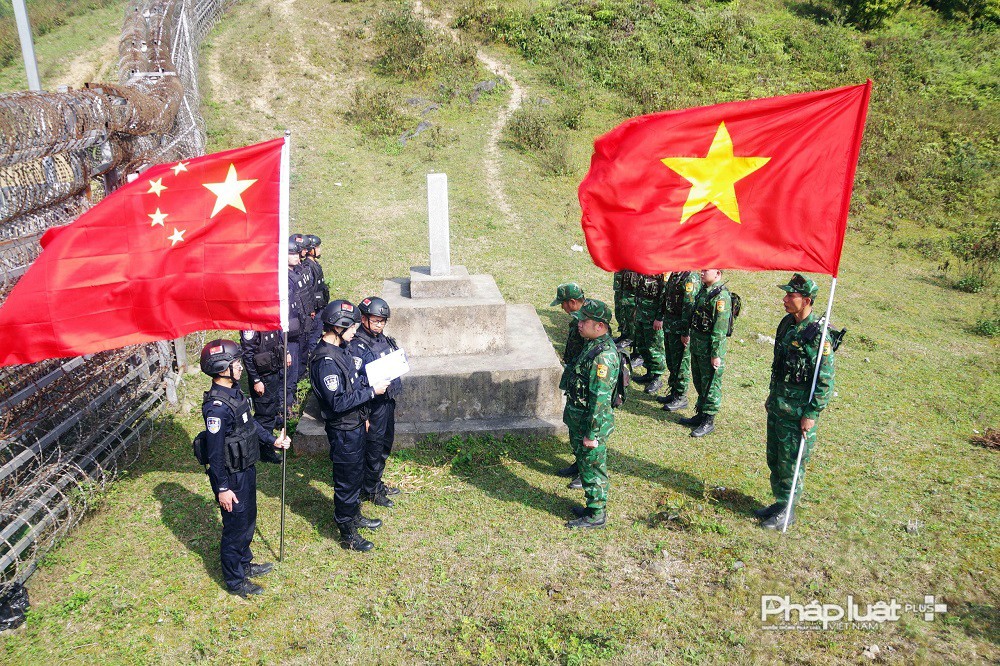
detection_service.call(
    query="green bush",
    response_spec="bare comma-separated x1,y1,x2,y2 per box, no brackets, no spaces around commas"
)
343,83,414,138
950,221,1000,286
505,101,557,152
539,135,574,176
973,316,1000,337
835,0,909,30
373,3,476,81
922,0,1000,25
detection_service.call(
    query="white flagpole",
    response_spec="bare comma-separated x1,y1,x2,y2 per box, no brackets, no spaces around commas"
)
279,130,291,561
782,277,838,533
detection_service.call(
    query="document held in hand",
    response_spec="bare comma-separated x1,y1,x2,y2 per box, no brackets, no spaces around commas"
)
364,348,410,386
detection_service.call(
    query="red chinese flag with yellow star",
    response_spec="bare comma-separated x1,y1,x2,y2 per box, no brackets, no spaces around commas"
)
579,81,871,276
0,138,289,366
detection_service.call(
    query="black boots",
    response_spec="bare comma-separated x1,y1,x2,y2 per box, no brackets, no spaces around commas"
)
677,413,703,427
754,502,786,519
229,579,264,598
556,463,579,478
566,510,606,529
354,513,382,530
644,376,664,394
659,393,688,412
567,476,583,490
339,522,374,552
762,505,796,530
691,415,715,437
247,562,274,578
363,492,394,508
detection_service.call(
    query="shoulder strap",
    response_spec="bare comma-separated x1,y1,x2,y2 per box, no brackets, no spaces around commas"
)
205,387,243,415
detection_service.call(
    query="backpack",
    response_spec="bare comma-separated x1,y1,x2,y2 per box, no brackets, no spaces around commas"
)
193,430,208,466
709,286,742,337
584,342,630,408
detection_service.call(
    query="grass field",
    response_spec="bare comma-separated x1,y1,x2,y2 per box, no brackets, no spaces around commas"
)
2,0,998,663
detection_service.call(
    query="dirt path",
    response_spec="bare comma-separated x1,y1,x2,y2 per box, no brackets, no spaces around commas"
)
52,32,119,90
414,1,524,226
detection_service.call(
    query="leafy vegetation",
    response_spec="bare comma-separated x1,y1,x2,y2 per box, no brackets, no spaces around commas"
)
0,0,120,69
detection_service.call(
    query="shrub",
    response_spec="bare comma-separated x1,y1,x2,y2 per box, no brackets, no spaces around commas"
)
505,101,557,152
835,0,909,30
539,135,573,176
343,83,413,138
973,317,1000,337
373,3,476,81
950,220,1000,285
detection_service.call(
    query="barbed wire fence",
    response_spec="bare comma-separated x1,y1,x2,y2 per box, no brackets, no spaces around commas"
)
0,0,238,607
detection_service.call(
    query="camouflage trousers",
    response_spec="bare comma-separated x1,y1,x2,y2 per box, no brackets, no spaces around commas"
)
633,304,666,377
663,329,690,395
564,406,609,513
766,411,817,503
615,292,636,340
689,334,726,415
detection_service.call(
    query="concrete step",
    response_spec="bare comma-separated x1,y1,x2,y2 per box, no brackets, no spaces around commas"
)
395,416,567,447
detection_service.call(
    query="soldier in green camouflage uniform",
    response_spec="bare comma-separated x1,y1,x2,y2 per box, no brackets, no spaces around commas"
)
679,269,731,438
757,274,835,530
656,271,700,412
559,299,620,529
551,282,587,481
613,271,627,342
631,272,667,394
615,270,638,348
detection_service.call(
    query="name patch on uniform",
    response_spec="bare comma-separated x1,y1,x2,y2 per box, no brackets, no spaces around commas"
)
242,331,255,340
207,417,221,434
716,300,726,312
242,413,249,422
596,364,608,378
324,374,339,391
354,357,363,370
823,341,832,356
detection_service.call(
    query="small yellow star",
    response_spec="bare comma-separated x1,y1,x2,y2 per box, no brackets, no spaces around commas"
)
660,122,770,225
148,208,168,227
167,228,186,246
171,161,189,176
202,164,257,218
147,178,167,197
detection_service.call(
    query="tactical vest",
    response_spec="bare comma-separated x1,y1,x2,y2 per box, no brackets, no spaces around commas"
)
690,285,728,334
665,272,695,318
202,387,260,472
294,264,317,315
352,327,402,399
621,270,641,294
565,339,610,410
250,331,283,375
634,272,664,300
774,315,822,385
312,343,367,430
307,259,330,311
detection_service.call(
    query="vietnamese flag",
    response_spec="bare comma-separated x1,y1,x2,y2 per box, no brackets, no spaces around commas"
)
579,81,871,276
0,138,289,367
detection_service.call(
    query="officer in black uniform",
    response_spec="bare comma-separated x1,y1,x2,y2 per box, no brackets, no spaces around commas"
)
286,238,307,410
240,329,288,463
200,339,290,597
309,300,391,551
290,234,318,382
348,296,403,508
302,234,330,362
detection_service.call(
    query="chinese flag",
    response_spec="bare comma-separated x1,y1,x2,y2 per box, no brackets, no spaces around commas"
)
0,138,289,367
579,81,871,277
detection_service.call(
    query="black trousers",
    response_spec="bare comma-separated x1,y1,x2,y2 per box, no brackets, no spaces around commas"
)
219,465,257,590
250,371,283,431
285,339,301,407
326,423,365,526
364,398,395,496
300,316,322,379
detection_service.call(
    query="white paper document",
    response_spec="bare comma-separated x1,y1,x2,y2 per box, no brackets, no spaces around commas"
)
364,348,410,386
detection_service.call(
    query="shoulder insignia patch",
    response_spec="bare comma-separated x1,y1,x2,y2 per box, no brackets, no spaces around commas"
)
716,300,726,312
685,283,693,292
207,417,222,434
324,374,339,391
823,341,832,356
242,330,255,340
596,364,608,379
354,356,363,370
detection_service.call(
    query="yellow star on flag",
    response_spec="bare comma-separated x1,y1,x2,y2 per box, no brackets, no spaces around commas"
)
203,164,257,218
148,208,168,227
660,122,770,224
171,161,189,176
147,178,167,197
167,228,186,246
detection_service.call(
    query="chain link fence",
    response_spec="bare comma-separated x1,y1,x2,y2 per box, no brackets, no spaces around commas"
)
0,0,238,602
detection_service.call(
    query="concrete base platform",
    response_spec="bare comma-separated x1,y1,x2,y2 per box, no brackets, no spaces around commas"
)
395,416,566,447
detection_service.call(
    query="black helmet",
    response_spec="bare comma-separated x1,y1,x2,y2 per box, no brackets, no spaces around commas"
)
358,296,390,319
304,234,321,249
287,237,301,254
200,338,242,376
322,299,360,329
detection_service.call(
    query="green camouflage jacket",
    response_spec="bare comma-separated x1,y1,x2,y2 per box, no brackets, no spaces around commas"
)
560,333,620,440
688,283,731,356
767,311,835,420
660,271,701,331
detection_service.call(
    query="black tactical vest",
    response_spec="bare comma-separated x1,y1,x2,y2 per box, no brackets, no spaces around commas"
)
202,387,260,472
352,327,402,399
665,272,695,318
251,331,283,374
311,342,368,430
691,285,728,334
634,272,664,300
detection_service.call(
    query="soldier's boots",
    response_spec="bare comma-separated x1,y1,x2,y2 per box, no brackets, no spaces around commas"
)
566,510,606,529
677,413,703,427
567,476,583,490
556,463,579,478
660,393,689,412
633,371,656,384
339,523,374,552
629,355,644,370
761,505,796,530
644,376,664,394
354,513,382,530
247,562,274,578
570,505,588,518
363,492,395,508
754,502,786,519
229,579,264,598
691,415,716,437
381,484,402,497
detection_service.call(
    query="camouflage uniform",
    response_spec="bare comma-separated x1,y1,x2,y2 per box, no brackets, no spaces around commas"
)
559,303,620,516
631,272,667,378
550,282,587,365
660,271,700,397
766,301,835,504
687,282,731,416
616,270,639,341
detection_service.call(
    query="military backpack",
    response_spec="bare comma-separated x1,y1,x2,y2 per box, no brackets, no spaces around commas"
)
581,342,630,408
707,285,742,337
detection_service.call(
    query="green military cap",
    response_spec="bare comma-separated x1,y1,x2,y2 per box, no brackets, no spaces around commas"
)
572,298,613,325
778,273,819,299
550,282,585,306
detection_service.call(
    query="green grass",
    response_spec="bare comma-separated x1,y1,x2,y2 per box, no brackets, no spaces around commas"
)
3,0,999,663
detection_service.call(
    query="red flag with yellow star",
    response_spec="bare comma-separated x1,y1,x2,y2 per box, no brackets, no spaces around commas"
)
0,138,289,367
579,81,871,276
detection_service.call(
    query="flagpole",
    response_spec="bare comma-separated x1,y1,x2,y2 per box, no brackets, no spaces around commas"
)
279,129,291,562
782,277,837,533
